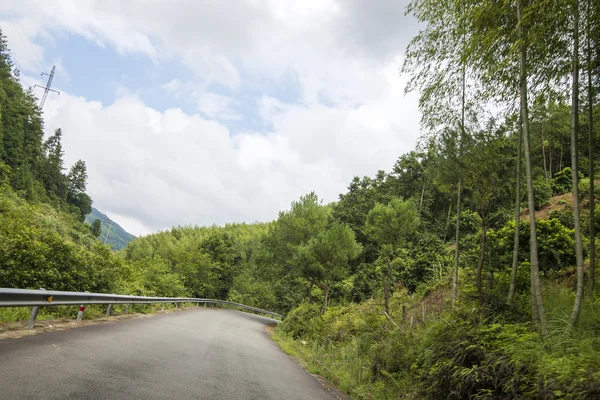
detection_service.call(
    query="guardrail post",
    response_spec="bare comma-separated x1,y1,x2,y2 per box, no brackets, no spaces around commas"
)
174,302,178,308
76,304,86,321
161,302,165,311
204,302,206,307
26,306,41,329
125,304,130,313
105,304,113,316
25,288,46,329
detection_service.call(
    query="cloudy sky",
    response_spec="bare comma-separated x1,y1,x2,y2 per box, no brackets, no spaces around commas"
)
1,0,421,236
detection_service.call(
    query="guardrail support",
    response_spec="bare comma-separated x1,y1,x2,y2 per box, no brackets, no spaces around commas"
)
174,302,178,308
25,288,46,329
26,306,41,329
105,304,113,316
204,302,206,307
76,304,86,321
161,302,165,311
125,304,130,313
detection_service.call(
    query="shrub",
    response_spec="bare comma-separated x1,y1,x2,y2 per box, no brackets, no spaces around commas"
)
278,302,323,339
534,175,553,209
488,218,576,274
552,167,584,196
578,178,600,202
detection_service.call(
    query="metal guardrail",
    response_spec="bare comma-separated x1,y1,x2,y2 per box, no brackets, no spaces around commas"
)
0,288,283,329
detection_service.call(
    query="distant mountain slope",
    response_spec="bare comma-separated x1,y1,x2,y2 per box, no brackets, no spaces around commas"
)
85,208,136,251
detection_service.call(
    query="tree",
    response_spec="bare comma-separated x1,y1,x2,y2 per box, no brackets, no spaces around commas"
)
365,198,420,314
308,222,361,313
268,192,330,299
91,219,102,237
40,129,67,200
457,123,514,299
508,119,523,304
570,0,585,327
66,160,92,221
404,0,471,308
585,0,597,298
516,0,546,330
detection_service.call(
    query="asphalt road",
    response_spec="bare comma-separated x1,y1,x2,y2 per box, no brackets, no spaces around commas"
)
0,308,336,400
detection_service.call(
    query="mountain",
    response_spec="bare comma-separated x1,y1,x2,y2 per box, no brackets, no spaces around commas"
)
85,208,136,251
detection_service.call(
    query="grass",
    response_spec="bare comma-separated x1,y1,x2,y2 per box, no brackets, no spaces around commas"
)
0,301,187,324
273,279,600,399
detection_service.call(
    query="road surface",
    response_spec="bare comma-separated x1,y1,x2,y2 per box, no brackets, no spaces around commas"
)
0,308,336,400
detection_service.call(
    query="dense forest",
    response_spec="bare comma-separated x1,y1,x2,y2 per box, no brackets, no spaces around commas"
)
2,0,600,396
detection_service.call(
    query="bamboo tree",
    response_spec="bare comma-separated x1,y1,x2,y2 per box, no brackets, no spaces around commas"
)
453,64,466,307
586,0,596,299
403,0,469,307
570,0,585,326
517,0,546,329
508,119,522,304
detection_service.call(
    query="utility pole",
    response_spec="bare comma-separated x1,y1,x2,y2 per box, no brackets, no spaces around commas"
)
35,66,60,109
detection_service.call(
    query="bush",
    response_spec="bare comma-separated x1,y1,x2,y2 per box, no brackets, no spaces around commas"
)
552,167,573,195
488,218,576,274
534,175,553,209
578,178,600,202
552,167,584,196
278,302,323,339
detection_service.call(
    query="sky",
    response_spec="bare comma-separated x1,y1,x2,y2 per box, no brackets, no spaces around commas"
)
0,0,421,236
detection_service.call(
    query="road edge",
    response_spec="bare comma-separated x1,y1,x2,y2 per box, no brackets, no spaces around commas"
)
265,325,352,400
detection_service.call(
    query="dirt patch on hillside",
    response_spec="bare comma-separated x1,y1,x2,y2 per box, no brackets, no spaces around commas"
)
521,192,574,221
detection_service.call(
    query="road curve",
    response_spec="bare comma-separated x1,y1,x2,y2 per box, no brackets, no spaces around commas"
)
0,308,335,400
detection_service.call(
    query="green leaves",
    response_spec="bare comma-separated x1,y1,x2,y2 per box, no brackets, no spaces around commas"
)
365,197,420,249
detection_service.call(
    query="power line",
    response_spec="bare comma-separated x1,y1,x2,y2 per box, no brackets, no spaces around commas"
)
34,66,60,109
7,12,44,72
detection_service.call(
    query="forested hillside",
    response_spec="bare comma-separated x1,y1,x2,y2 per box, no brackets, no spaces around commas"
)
85,208,136,251
2,0,600,396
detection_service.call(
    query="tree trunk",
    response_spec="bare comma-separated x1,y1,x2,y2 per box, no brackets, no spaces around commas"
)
384,258,391,315
419,176,426,210
452,63,466,308
570,0,585,327
549,143,553,177
560,139,565,172
321,281,331,314
508,121,523,304
517,0,546,332
476,212,488,301
586,0,596,299
443,199,453,243
542,121,549,183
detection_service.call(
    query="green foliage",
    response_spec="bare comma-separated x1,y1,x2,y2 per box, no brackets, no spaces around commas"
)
489,218,576,274
276,286,600,400
120,255,187,297
84,207,136,250
278,302,323,339
0,186,122,293
91,218,102,237
578,178,600,202
552,167,583,196
534,175,553,209
365,197,420,250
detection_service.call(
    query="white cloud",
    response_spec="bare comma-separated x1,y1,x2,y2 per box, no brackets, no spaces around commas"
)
3,0,423,234
42,62,418,236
